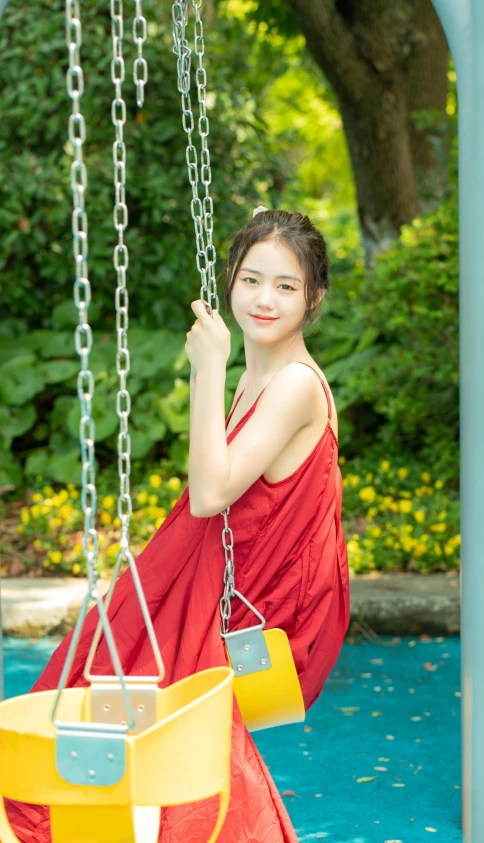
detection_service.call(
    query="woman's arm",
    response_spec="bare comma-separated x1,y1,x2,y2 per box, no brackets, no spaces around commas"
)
188,361,228,517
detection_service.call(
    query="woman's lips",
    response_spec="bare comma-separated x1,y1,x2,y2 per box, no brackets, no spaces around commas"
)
251,315,278,322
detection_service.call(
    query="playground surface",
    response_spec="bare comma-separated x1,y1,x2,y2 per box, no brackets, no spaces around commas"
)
2,633,461,843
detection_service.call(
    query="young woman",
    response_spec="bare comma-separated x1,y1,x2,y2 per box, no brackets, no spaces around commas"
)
5,209,350,843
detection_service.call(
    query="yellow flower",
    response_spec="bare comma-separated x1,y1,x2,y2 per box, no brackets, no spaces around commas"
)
113,517,121,527
71,490,79,500
59,504,73,520
347,540,360,553
450,534,461,547
16,524,24,533
102,496,115,509
58,489,69,504
385,537,394,547
435,479,444,489
67,483,76,492
170,498,178,509
338,455,346,465
72,563,81,575
148,494,158,506
365,472,374,482
107,542,121,559
137,489,149,505
21,506,30,525
414,542,427,558
414,509,426,523
33,539,42,548
43,559,50,568
421,472,431,484
444,543,455,556
421,533,430,543
363,538,375,548
149,475,162,488
437,511,446,521
49,517,62,529
359,486,376,503
401,491,412,499
32,492,43,503
430,522,446,533
40,504,50,515
434,542,442,556
398,499,413,513
73,543,82,554
351,533,360,541
49,550,62,564
369,526,382,538
52,495,61,508
349,475,360,487
397,467,408,480
155,516,166,529
43,486,54,496
167,477,181,491
100,511,112,526
380,460,391,472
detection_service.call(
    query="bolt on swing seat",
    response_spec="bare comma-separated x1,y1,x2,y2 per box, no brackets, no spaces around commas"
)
0,1,235,841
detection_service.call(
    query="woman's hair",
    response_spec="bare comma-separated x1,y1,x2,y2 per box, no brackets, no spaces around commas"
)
222,209,331,336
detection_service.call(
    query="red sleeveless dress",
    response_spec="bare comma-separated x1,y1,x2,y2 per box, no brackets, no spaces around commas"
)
5,361,350,843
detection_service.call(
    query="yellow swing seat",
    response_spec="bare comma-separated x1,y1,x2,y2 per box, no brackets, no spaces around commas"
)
0,666,233,843
221,588,306,732
226,627,306,732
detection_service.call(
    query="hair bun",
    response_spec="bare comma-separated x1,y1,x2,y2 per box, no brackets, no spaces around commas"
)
252,205,269,218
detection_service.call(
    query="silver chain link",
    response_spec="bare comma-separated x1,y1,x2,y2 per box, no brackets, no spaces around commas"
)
66,0,100,595
171,0,235,637
132,0,148,107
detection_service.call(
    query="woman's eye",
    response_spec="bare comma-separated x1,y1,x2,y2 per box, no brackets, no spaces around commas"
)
242,277,295,292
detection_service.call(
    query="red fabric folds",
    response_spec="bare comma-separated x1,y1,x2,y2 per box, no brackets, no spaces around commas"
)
5,363,350,843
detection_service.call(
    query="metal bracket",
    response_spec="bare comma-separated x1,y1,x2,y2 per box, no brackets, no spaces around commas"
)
223,625,272,676
56,722,126,786
91,680,158,735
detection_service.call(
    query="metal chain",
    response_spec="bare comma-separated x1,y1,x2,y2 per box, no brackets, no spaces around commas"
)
132,0,148,107
110,0,134,563
192,0,217,303
171,0,235,637
66,0,100,595
171,0,218,312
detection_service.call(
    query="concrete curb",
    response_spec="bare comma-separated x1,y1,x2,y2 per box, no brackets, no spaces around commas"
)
1,571,460,638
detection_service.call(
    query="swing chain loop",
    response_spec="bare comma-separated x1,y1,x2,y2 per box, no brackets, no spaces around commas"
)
133,0,148,106
171,0,218,312
109,0,134,558
66,0,99,594
172,0,240,636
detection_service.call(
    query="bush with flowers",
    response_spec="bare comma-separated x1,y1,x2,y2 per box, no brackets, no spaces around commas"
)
2,459,186,577
2,449,460,579
338,452,460,577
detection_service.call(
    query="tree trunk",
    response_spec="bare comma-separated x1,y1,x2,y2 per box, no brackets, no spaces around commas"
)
286,0,449,266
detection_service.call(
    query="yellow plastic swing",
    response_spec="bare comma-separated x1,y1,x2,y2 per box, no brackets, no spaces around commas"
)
0,669,233,843
219,523,306,732
0,2,235,842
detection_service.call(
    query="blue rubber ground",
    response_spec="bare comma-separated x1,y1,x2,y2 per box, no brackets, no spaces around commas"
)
2,635,462,843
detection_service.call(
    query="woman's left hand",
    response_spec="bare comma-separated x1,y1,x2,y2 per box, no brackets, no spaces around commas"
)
185,300,231,375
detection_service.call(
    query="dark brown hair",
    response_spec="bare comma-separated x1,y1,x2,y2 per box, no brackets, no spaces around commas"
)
222,209,331,336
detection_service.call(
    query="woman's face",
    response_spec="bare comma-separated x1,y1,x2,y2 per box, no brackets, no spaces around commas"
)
230,239,307,342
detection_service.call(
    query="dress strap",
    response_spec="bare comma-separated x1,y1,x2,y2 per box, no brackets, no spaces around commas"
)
225,390,244,428
296,361,332,419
